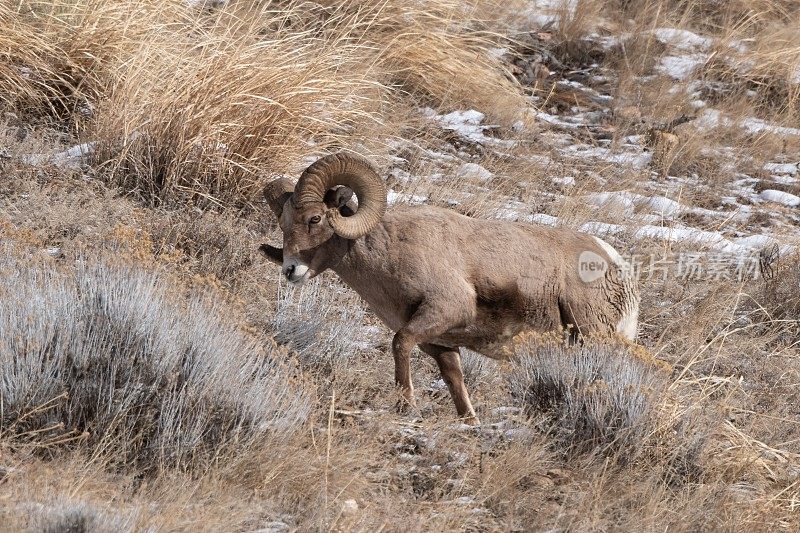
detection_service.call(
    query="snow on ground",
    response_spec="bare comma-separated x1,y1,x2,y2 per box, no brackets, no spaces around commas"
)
388,26,800,265
658,54,707,80
21,142,97,169
432,109,514,147
760,189,800,207
696,109,800,137
563,145,652,168
650,28,713,51
456,162,493,182
764,162,798,176
517,0,578,27
741,117,800,137
387,189,427,205
635,225,738,252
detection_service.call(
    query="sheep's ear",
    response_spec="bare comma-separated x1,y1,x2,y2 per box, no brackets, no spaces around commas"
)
264,178,295,219
324,186,356,217
259,244,283,264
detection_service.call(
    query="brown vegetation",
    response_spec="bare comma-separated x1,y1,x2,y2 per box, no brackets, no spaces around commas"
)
1,0,799,530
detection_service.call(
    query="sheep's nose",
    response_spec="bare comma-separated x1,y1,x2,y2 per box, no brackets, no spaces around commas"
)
283,264,295,279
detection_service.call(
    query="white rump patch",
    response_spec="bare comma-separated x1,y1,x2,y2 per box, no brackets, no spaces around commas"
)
592,237,639,340
616,307,639,340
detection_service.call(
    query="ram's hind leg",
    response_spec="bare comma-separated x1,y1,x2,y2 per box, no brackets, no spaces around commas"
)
420,344,479,426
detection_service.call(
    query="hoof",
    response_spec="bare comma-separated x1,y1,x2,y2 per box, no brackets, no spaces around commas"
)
395,398,418,416
460,415,480,426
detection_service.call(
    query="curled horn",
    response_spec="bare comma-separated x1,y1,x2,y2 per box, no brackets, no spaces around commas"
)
294,153,387,240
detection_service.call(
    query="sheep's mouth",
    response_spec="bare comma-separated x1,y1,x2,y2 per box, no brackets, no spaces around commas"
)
288,270,312,284
283,260,312,283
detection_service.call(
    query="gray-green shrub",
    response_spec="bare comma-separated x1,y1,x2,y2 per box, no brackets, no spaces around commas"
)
508,338,669,454
0,242,311,472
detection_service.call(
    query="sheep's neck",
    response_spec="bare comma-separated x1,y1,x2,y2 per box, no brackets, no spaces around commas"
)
333,226,389,293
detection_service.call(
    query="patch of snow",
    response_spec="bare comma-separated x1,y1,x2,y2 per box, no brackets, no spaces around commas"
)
518,0,577,27
387,189,427,205
763,162,797,175
596,34,630,50
580,221,626,235
583,191,684,218
456,162,493,182
773,175,798,185
526,213,559,226
741,117,800,137
635,225,739,252
636,213,667,224
438,109,485,129
584,191,638,216
552,176,575,187
651,28,713,51
491,208,521,221
565,146,652,168
455,496,475,506
435,109,513,147
721,196,739,205
21,142,97,169
536,111,583,129
732,235,780,250
488,47,508,59
525,154,554,166
389,168,415,183
728,39,751,53
43,246,62,258
491,406,522,416
533,0,577,8
523,12,559,27
760,189,800,207
341,500,359,515
641,195,684,217
694,109,800,137
658,54,707,80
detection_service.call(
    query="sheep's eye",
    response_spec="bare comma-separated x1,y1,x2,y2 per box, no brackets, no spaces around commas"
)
309,215,322,225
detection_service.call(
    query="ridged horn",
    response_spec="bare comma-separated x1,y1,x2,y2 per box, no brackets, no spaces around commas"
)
263,177,295,218
294,152,387,240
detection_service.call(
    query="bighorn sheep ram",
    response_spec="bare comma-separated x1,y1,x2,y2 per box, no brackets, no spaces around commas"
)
261,152,639,425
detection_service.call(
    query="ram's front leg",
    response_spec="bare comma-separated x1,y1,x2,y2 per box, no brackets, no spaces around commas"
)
390,299,464,416
391,329,418,413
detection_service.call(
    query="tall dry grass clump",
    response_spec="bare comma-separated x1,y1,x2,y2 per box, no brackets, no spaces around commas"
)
0,2,66,117
753,251,800,342
270,0,525,120
93,6,382,206
91,0,523,205
1,0,190,122
3,0,525,205
597,0,800,122
0,240,311,473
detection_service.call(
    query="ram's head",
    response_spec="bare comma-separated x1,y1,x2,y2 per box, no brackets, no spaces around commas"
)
260,153,387,283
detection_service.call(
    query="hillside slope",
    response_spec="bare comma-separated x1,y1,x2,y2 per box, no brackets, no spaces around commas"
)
1,1,799,530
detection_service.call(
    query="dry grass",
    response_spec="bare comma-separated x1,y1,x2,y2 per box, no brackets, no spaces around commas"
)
2,0,525,206
2,0,800,530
